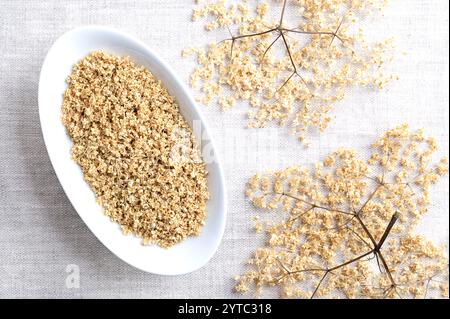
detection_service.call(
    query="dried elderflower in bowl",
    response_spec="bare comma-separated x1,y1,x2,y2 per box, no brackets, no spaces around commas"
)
39,26,227,275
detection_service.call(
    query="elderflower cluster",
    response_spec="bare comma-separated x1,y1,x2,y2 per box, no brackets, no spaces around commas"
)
236,124,449,298
185,0,397,143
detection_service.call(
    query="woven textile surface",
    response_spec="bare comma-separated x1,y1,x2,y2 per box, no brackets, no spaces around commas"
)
0,0,448,298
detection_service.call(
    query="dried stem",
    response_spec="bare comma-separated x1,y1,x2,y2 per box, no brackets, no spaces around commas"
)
277,192,353,216
267,182,401,298
221,0,345,92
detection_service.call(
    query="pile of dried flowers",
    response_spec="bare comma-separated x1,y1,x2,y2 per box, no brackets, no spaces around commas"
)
236,124,448,298
184,0,397,144
62,51,209,248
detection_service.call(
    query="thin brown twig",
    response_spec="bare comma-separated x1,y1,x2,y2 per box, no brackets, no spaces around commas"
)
274,211,400,298
287,205,315,226
260,33,282,63
330,17,344,46
220,0,346,92
345,226,371,249
357,183,383,216
277,192,354,216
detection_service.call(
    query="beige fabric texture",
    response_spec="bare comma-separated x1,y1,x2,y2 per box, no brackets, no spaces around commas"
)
0,0,448,298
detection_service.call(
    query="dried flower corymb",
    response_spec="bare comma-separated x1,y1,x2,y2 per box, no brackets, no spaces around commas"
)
237,124,449,298
185,0,396,144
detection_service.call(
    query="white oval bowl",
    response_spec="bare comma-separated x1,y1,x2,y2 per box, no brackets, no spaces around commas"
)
38,26,227,275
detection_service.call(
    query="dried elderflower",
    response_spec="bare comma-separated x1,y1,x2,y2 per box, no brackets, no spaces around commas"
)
62,51,209,248
185,0,397,143
237,124,448,298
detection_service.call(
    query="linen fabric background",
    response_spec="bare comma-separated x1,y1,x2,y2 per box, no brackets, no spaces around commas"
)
0,0,448,298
